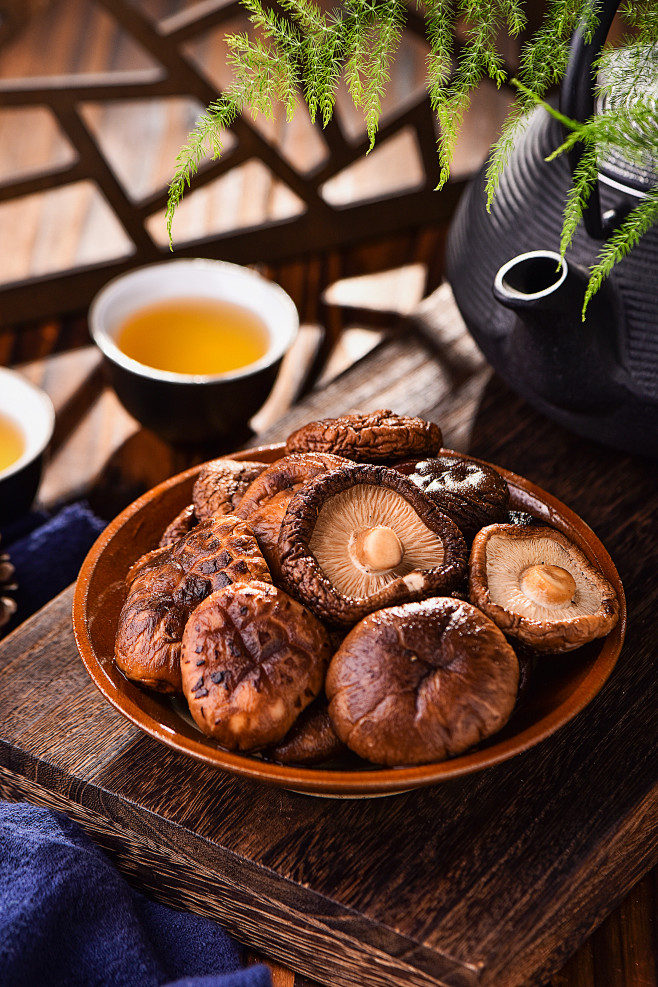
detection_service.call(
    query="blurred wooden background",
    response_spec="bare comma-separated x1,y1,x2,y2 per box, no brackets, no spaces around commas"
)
0,0,518,369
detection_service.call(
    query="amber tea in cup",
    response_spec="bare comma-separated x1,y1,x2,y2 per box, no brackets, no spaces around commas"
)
0,367,55,523
0,411,25,475
88,259,299,445
116,297,270,375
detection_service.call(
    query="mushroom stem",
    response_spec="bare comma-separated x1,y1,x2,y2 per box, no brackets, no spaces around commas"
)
520,563,577,608
350,526,404,574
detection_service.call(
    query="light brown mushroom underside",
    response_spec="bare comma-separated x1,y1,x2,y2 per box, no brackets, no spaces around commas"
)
485,534,602,619
309,484,446,597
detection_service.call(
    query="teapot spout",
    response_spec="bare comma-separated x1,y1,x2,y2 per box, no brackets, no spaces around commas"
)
492,250,625,410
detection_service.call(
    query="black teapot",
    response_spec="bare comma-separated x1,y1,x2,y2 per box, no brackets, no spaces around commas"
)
445,0,658,457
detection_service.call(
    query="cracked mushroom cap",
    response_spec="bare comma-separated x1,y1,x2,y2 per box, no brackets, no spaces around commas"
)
193,457,269,520
181,580,333,751
285,409,442,462
159,460,268,549
114,515,271,692
469,524,620,653
325,596,520,766
278,462,467,626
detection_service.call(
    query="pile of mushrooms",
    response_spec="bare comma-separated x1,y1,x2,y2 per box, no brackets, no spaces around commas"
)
113,409,620,768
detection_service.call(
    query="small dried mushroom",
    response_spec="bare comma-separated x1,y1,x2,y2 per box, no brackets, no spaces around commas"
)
469,523,620,653
407,455,510,540
193,457,268,520
115,515,271,692
160,504,196,548
285,409,442,463
181,580,333,751
0,540,17,631
159,458,268,548
279,462,467,626
325,596,520,766
235,452,349,580
264,698,346,766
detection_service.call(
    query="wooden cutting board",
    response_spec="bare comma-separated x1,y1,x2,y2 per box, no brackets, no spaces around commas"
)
1,287,657,987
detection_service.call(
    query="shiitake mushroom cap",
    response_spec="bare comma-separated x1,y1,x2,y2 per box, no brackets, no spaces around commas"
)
181,580,332,751
469,523,620,653
234,452,350,581
325,596,520,766
263,698,346,765
115,515,271,693
278,462,467,626
405,454,510,541
285,409,442,463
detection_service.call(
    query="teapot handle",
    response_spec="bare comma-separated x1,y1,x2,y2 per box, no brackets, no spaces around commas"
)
560,0,621,239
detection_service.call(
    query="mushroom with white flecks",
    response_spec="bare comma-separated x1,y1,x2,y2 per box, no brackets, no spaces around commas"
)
405,454,510,540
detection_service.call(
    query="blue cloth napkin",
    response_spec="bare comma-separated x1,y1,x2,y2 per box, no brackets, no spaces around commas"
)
0,501,107,636
0,801,272,987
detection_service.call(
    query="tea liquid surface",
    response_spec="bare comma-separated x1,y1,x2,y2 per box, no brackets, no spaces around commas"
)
117,297,270,375
0,412,25,473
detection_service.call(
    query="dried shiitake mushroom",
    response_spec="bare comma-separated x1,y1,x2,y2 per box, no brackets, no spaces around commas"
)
193,457,268,520
180,580,333,751
235,452,349,581
264,698,346,766
469,523,620,653
285,409,442,463
115,515,271,692
159,459,268,548
278,462,467,626
160,504,196,547
0,539,17,631
325,596,520,766
407,455,510,540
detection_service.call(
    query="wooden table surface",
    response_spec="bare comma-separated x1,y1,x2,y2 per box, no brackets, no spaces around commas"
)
0,281,657,987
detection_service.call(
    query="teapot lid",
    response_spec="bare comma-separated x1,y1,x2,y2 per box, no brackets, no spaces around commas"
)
595,45,658,196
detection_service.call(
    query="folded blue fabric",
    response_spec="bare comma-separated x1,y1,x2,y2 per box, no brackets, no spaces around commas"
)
1,501,107,636
0,801,272,987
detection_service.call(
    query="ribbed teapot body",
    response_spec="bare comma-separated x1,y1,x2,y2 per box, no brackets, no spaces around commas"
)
445,107,658,456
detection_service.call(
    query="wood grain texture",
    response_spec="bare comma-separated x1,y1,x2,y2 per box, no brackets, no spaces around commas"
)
0,283,657,987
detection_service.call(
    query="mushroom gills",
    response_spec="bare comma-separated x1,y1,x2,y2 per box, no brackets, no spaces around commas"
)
309,484,446,598
486,534,602,620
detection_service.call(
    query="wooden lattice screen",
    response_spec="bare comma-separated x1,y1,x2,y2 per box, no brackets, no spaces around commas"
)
0,0,518,329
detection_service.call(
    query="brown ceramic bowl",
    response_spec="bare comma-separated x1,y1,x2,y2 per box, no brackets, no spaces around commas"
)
72,445,626,797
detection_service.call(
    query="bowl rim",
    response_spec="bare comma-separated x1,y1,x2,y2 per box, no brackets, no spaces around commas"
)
72,444,627,797
88,258,299,385
0,367,55,481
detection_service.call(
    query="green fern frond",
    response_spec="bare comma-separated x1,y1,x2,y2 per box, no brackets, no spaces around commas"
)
559,143,598,256
165,0,658,311
424,0,454,92
166,95,242,245
484,105,532,206
361,4,405,148
516,0,587,95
